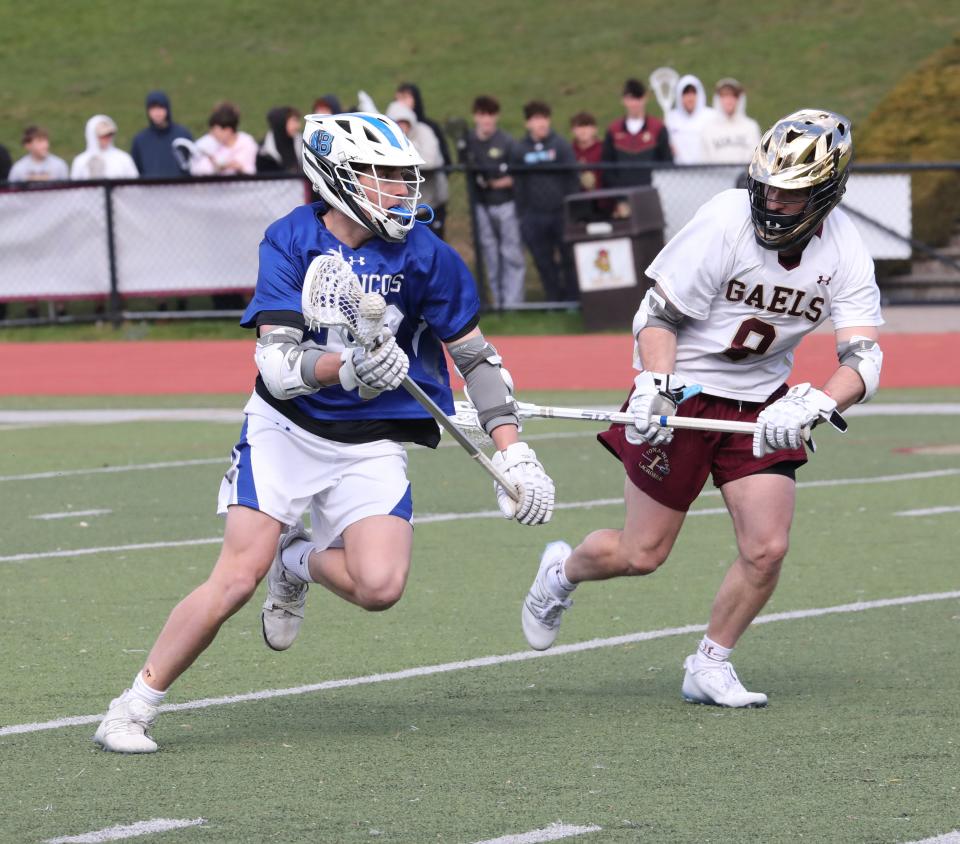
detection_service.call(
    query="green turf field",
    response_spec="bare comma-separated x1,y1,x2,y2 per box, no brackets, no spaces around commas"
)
1,389,959,843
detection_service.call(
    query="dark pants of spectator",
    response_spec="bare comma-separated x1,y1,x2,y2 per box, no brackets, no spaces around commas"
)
520,211,576,302
428,203,447,241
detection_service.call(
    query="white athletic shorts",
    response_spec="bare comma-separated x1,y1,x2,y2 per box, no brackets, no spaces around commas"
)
217,393,413,550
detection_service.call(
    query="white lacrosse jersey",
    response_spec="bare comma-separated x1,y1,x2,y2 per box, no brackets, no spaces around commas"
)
641,189,883,401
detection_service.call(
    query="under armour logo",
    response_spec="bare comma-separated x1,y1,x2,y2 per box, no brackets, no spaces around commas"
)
816,275,832,286
345,255,366,267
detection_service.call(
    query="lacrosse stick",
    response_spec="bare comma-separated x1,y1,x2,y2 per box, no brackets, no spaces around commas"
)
451,399,836,448
301,254,520,502
649,67,680,114
451,400,759,446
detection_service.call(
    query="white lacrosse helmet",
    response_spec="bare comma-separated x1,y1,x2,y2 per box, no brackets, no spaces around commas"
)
302,112,425,242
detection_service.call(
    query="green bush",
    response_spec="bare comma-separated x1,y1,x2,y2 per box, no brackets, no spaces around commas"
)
857,35,960,246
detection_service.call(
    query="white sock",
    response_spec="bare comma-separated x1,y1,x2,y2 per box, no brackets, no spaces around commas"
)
281,538,317,583
129,671,166,707
546,557,576,598
694,635,732,668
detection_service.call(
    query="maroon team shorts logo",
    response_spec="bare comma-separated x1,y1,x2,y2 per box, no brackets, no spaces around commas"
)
639,447,671,480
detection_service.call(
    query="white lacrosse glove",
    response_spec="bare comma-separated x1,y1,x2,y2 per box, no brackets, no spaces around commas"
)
339,331,409,400
625,372,684,446
753,383,836,458
490,442,555,526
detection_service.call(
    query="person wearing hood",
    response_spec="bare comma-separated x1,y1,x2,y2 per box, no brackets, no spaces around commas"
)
310,94,342,116
386,100,450,240
395,82,452,167
130,91,193,178
256,106,303,173
701,78,762,165
664,74,715,164
70,115,139,180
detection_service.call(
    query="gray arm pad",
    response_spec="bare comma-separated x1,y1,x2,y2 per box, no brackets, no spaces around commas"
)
299,348,325,389
449,335,519,433
837,335,882,402
632,286,685,337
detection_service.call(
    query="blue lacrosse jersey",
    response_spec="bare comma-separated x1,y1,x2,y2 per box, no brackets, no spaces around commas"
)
241,202,480,437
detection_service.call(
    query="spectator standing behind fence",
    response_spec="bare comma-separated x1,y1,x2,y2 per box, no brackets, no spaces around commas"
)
8,126,69,182
395,83,451,168
190,102,257,176
570,111,603,191
70,115,138,180
701,78,762,165
511,100,580,303
665,74,714,164
385,101,450,240
0,143,11,181
256,107,303,174
602,79,672,189
130,91,193,178
466,95,525,308
311,94,343,116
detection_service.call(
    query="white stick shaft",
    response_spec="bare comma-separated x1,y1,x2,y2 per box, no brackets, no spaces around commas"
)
517,403,757,434
402,377,521,502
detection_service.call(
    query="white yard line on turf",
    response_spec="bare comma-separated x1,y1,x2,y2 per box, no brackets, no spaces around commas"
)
0,409,240,425
1,400,957,483
2,468,959,564
0,458,227,483
903,832,960,844
0,402,957,429
472,823,602,844
895,505,960,517
30,509,111,521
3,589,958,739
0,434,584,483
44,818,205,844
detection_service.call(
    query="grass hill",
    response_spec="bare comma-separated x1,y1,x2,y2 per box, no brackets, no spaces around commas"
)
1,0,958,158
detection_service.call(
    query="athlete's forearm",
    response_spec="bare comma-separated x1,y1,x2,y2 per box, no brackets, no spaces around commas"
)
637,326,678,373
312,353,346,388
821,366,867,412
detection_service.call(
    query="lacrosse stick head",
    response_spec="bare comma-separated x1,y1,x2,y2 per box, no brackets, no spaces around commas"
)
301,254,385,348
450,400,493,447
649,67,679,114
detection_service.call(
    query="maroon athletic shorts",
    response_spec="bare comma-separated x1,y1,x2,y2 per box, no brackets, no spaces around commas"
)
597,384,807,512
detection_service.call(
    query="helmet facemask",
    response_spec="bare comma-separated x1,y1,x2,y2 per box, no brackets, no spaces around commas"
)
746,109,852,253
336,161,424,241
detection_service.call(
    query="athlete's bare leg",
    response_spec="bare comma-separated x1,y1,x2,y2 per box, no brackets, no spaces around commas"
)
306,515,413,611
706,472,795,647
563,477,686,583
141,506,283,691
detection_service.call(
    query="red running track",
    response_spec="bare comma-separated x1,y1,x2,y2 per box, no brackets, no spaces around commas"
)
0,333,956,396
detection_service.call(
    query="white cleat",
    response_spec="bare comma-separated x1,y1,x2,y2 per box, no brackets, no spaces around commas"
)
93,692,159,753
261,521,312,651
681,655,768,708
521,541,574,650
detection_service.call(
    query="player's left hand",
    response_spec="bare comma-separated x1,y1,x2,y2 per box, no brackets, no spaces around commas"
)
753,383,837,458
491,442,555,526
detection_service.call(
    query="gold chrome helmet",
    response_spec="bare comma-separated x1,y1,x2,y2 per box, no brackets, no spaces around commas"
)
746,109,852,252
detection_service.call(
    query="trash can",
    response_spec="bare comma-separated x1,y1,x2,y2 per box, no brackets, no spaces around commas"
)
563,186,664,331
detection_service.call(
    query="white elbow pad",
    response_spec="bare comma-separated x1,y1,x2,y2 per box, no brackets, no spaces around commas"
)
838,335,882,403
255,325,319,400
